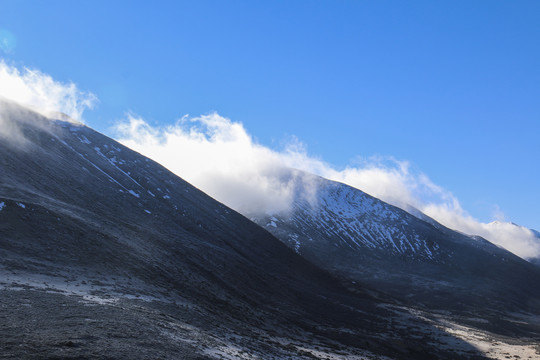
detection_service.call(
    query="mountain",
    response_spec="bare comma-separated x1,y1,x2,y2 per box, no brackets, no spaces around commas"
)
248,171,540,316
0,99,503,359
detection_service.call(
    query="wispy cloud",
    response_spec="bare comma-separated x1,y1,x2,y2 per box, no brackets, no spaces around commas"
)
0,60,96,122
0,29,16,53
116,113,540,260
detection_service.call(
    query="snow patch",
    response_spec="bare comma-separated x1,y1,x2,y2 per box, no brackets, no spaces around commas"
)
254,180,442,260
144,209,151,214
0,202,5,211
93,146,143,188
78,135,91,144
16,202,25,209
289,233,301,253
128,190,140,198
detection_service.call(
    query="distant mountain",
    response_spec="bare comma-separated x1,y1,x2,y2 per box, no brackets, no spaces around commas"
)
248,171,540,314
1,99,498,359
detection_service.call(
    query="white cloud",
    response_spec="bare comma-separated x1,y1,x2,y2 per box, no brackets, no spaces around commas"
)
115,113,540,260
0,60,96,122
423,204,540,259
116,114,304,214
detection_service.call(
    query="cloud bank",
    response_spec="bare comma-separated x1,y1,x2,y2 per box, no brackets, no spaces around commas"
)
1,60,537,260
116,114,308,214
116,113,540,260
0,60,96,122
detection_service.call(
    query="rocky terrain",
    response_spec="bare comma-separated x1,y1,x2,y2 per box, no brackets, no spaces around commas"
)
1,99,539,359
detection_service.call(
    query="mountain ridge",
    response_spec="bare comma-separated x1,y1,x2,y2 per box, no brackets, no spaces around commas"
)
1,99,495,359
2,99,539,358
247,170,540,314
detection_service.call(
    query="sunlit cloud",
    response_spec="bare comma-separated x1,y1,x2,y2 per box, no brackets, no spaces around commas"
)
116,114,305,214
115,113,540,260
0,59,96,122
423,204,540,260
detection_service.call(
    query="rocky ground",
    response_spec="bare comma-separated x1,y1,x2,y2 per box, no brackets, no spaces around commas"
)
2,269,539,359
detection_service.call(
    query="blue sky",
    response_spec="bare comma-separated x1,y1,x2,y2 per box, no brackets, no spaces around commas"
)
1,1,539,231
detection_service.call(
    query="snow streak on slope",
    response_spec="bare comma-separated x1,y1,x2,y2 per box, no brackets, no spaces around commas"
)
249,171,441,260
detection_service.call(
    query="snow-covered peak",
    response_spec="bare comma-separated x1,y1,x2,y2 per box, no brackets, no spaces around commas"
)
247,170,444,260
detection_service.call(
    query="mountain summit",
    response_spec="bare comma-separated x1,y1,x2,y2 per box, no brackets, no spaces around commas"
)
248,171,540,314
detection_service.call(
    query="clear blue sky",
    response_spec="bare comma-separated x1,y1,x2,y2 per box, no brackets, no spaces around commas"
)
1,1,539,229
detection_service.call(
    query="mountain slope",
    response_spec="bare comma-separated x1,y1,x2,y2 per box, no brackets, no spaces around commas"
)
248,171,540,314
0,99,499,359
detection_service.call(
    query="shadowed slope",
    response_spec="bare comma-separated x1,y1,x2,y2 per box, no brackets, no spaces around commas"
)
0,100,491,359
